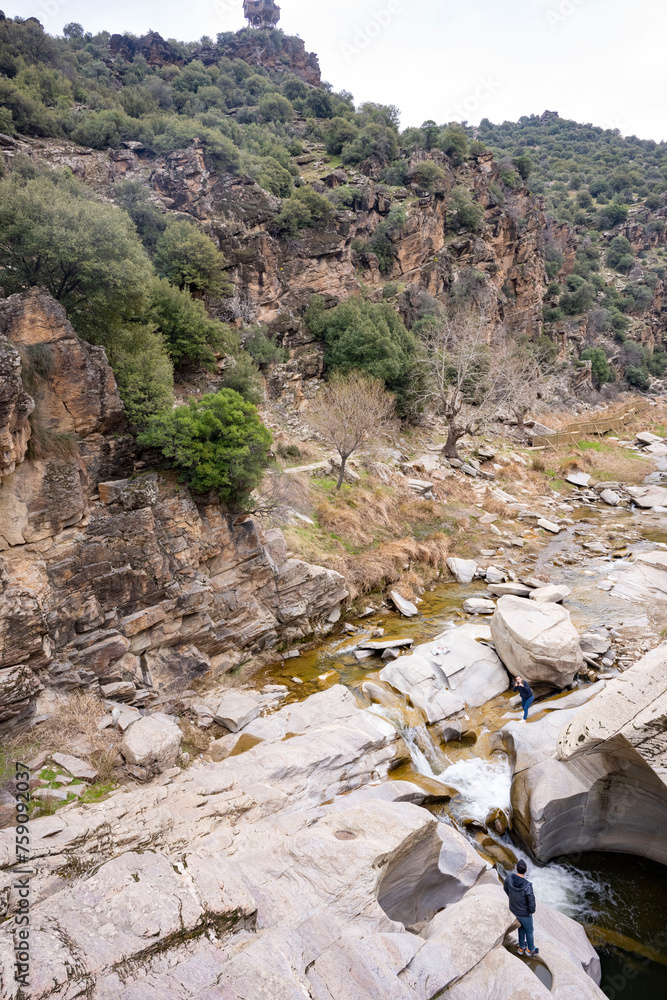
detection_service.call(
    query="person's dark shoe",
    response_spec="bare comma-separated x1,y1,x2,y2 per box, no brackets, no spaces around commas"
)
527,948,540,956
516,947,525,955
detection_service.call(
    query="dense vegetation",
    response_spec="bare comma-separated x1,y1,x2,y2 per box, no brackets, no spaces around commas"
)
1,15,666,503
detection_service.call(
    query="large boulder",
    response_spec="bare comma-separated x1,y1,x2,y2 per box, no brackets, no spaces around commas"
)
380,623,509,724
491,596,584,690
559,640,667,775
501,644,667,864
120,713,182,778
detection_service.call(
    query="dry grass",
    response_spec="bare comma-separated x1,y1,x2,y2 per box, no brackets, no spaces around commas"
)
284,479,455,600
0,691,123,791
328,533,451,601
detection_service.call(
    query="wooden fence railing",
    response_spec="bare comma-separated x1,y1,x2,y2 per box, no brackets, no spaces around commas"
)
532,403,648,449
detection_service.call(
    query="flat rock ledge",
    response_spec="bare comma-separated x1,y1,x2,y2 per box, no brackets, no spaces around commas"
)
0,685,604,1000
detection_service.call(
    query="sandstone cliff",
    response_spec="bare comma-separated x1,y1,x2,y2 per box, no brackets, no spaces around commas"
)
0,290,346,732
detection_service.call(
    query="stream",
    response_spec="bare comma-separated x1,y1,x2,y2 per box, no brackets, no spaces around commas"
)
259,496,667,997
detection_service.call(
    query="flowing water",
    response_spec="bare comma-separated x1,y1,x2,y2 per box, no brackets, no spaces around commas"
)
258,494,667,996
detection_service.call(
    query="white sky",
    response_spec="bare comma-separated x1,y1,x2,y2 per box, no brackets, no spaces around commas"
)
8,0,667,141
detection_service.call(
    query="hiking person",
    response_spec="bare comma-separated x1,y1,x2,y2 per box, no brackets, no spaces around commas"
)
513,675,534,722
504,859,539,957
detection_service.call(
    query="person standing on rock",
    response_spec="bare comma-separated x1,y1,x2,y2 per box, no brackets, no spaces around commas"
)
504,859,539,957
513,675,534,722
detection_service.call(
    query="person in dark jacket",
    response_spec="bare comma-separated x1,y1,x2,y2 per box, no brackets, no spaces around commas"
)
513,675,534,721
503,859,539,956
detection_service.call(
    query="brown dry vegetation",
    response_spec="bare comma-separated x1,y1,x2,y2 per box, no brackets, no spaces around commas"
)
0,691,123,791
284,480,457,600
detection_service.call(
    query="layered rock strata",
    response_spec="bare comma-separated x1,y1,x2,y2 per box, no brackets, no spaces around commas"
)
0,290,346,730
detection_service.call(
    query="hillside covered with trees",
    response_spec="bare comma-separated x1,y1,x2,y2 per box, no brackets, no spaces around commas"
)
0,15,666,502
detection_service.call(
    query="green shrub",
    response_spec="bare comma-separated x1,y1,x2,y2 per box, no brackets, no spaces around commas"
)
108,324,174,427
0,166,153,339
341,124,398,166
243,327,288,367
625,365,651,390
147,278,231,367
154,219,231,296
410,161,446,193
138,390,272,507
257,92,293,123
581,346,614,388
447,187,485,233
353,205,406,273
217,353,263,405
512,154,533,180
648,350,667,377
439,124,468,165
306,295,416,408
324,117,359,155
271,186,335,236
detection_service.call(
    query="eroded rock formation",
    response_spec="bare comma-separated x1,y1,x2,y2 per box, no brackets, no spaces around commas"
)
0,290,346,731
503,641,667,865
0,686,605,999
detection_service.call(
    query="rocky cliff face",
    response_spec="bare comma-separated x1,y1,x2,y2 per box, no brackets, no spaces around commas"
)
0,291,346,732
14,138,547,352
108,27,321,85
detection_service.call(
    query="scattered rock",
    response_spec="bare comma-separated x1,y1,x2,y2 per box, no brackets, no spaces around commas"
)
357,638,414,652
446,558,477,584
99,680,136,701
213,691,262,733
462,598,496,615
407,478,435,496
389,591,418,617
208,731,263,762
626,484,667,509
110,703,142,731
600,489,621,506
537,518,562,534
354,649,376,661
485,566,506,585
120,713,182,778
636,431,663,445
479,513,498,524
566,472,591,487
529,584,571,604
50,753,98,782
487,583,533,598
580,632,611,656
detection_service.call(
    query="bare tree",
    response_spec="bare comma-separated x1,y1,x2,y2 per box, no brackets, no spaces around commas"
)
417,311,506,459
495,338,559,436
307,372,397,489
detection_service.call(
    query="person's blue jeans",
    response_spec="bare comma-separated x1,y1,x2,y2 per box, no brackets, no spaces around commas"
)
522,695,534,720
517,914,535,952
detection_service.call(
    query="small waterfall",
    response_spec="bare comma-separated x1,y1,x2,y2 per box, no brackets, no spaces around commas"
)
440,756,512,822
368,703,453,777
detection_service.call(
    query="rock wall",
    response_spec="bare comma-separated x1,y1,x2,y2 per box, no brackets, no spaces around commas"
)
503,642,667,865
9,139,548,349
0,290,346,732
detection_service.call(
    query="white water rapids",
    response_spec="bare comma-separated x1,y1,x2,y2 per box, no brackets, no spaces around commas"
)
370,704,609,924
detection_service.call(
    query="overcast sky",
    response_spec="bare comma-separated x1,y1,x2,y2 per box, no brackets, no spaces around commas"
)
9,0,667,141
